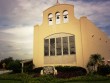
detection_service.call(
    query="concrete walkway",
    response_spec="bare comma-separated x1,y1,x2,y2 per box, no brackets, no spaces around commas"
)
0,70,12,74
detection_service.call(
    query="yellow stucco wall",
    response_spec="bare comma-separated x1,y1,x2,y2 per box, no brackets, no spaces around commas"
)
33,4,110,68
80,17,110,67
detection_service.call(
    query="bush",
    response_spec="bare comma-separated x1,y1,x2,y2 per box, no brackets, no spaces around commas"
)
33,67,43,73
33,67,43,77
55,66,87,78
7,60,21,73
23,63,33,73
97,65,110,76
0,57,14,69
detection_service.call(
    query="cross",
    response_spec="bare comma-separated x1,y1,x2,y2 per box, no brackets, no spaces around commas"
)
57,0,59,4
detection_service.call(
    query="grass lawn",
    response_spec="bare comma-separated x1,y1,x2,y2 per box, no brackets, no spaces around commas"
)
0,80,110,83
65,81,110,83
1,80,110,83
0,73,110,83
0,80,21,83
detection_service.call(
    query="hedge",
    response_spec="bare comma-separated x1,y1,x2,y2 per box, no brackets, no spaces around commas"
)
55,66,87,78
97,65,110,76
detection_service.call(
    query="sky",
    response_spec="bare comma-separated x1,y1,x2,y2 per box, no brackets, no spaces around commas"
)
0,0,110,60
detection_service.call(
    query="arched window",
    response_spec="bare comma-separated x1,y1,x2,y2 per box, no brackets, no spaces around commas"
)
48,13,53,25
44,33,76,56
56,12,60,24
63,10,69,23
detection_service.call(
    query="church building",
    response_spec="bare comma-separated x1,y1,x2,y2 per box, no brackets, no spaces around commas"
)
33,1,110,68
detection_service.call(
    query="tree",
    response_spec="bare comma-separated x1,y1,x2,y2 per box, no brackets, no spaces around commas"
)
0,57,14,69
0,57,22,73
7,60,21,73
87,54,104,72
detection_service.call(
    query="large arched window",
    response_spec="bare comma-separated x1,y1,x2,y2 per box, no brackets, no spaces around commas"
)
48,13,53,25
63,10,69,23
56,12,60,24
44,33,76,56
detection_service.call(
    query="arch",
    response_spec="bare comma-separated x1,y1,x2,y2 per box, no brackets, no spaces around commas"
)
45,32,75,39
63,10,69,23
48,13,53,25
44,33,76,56
55,12,60,24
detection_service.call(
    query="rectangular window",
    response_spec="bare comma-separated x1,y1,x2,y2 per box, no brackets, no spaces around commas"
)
69,36,76,54
50,38,55,56
44,39,49,56
63,37,68,55
56,37,62,55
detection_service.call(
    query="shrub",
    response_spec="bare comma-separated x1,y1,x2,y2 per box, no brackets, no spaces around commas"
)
7,60,21,73
33,67,43,73
23,63,33,73
97,65,110,76
0,57,14,69
55,66,87,78
33,67,43,77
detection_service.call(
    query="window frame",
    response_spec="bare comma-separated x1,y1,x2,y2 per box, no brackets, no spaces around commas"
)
63,10,69,23
55,12,60,24
44,33,76,56
48,13,53,25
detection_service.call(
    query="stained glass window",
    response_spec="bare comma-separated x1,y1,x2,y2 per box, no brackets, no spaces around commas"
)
63,37,68,55
50,38,55,56
69,36,76,54
44,39,49,56
56,37,62,55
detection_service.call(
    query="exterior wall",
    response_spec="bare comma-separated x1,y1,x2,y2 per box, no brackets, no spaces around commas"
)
108,39,110,56
80,17,110,67
33,4,110,68
33,4,84,67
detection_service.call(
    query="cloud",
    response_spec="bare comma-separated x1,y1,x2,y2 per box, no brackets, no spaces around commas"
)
0,0,57,27
0,0,55,60
0,0,110,60
0,26,33,60
63,0,110,35
67,0,110,3
0,0,110,30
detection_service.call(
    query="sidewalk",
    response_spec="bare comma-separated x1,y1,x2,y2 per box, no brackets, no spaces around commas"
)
0,70,12,74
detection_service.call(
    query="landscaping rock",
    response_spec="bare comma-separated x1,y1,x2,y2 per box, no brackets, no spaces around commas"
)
40,66,57,75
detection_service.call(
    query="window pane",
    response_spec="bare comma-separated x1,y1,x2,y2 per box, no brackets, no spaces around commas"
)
56,12,60,24
50,38,55,56
63,10,69,23
44,39,49,56
56,37,62,55
69,36,76,54
63,37,68,55
48,13,53,25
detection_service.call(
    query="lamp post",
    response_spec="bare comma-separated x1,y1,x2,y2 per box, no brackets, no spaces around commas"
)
20,62,24,73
